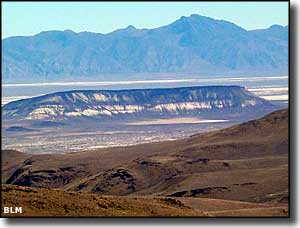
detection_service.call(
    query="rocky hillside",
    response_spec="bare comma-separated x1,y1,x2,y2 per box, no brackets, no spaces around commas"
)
2,86,273,120
2,14,288,83
2,109,289,209
1,184,288,217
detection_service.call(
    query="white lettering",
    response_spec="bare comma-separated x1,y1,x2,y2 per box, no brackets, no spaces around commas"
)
3,207,22,214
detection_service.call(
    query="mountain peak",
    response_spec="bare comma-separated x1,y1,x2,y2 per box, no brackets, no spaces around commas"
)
2,15,288,83
169,13,246,37
178,14,213,20
63,29,76,33
126,25,136,30
189,14,213,20
176,14,211,23
268,24,287,31
108,24,138,35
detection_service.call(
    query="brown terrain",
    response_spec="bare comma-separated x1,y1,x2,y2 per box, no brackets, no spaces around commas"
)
1,109,289,217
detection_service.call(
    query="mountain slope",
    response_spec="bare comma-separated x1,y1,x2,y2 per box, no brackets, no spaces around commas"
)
1,184,288,217
2,14,288,83
2,109,288,206
1,184,209,217
2,86,273,121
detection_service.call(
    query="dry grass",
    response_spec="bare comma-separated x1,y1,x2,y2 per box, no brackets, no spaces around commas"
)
1,109,289,217
1,184,208,217
1,184,288,217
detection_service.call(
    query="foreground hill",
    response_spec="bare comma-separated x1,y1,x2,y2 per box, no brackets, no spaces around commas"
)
3,14,288,83
2,86,274,121
1,184,288,217
1,184,207,217
2,109,288,207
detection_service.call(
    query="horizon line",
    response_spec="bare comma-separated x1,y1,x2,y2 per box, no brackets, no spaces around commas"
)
2,14,288,40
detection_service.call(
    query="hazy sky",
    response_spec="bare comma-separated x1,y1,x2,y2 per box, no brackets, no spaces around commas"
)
2,1,288,39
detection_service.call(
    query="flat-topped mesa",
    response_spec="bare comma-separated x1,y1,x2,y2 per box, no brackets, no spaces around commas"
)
2,86,272,120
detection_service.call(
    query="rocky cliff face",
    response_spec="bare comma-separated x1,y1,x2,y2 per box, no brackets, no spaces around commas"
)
2,86,273,121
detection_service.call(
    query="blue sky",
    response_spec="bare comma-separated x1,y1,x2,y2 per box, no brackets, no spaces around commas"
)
2,1,288,39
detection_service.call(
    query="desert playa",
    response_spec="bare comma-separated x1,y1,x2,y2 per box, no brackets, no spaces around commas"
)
126,118,228,126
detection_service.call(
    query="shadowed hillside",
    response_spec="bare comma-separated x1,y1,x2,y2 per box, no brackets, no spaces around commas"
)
1,184,288,217
2,109,288,209
1,184,209,217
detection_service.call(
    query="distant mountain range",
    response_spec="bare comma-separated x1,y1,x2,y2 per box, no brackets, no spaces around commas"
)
2,14,288,83
2,86,274,121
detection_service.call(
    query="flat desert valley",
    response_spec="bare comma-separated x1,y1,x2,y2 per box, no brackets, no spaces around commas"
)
2,109,289,217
